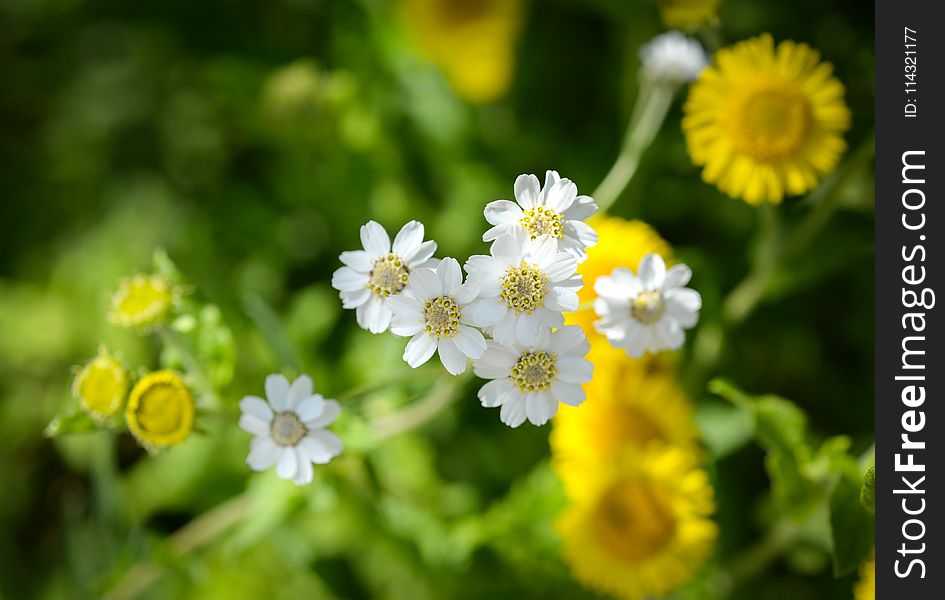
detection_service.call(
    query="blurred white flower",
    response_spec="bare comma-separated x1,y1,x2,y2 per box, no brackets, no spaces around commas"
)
465,228,581,347
483,170,598,262
640,31,707,86
239,374,343,486
387,257,487,375
593,253,701,357
473,326,593,427
331,220,437,334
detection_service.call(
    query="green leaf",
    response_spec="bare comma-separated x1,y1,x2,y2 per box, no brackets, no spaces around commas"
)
44,410,100,437
860,465,876,515
829,469,875,576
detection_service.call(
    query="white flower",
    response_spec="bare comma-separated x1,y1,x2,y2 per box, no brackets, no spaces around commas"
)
465,228,581,347
473,326,593,428
239,374,343,486
483,170,598,262
331,220,437,334
387,257,487,375
593,253,702,358
640,31,707,86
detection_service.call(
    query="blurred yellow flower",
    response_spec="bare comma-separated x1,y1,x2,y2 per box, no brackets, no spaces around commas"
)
110,274,176,329
400,0,525,103
683,34,851,204
854,552,874,600
557,446,717,600
551,346,699,494
72,349,128,419
659,0,721,30
125,370,195,449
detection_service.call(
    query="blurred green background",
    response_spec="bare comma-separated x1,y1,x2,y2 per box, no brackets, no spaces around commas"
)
1,0,873,598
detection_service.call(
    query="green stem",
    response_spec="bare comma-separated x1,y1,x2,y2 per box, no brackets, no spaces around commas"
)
593,83,676,213
372,372,469,440
159,327,214,397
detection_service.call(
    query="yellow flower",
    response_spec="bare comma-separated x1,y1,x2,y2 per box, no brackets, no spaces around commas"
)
682,34,851,204
552,346,699,494
399,0,525,103
659,0,721,30
557,446,718,600
110,274,176,329
72,350,128,419
854,552,875,600
125,370,195,449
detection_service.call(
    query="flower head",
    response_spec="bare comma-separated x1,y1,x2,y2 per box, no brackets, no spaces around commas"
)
483,171,597,262
110,274,177,329
332,220,437,334
594,253,701,358
72,349,128,419
387,257,487,375
239,374,343,486
683,34,851,204
640,31,707,86
465,228,581,347
473,325,592,427
556,446,717,600
125,370,195,450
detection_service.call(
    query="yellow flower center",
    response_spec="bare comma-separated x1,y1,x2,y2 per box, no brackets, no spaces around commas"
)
726,81,812,161
424,296,461,337
631,290,666,324
520,206,564,240
111,274,174,328
125,371,194,448
510,351,558,392
500,262,549,313
73,354,128,418
591,479,677,564
369,253,409,297
270,412,308,447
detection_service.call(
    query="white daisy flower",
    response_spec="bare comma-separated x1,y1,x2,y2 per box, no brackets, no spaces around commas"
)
331,220,437,334
387,257,487,375
593,253,702,358
639,31,708,86
473,325,593,428
482,170,598,262
465,228,581,347
239,374,343,486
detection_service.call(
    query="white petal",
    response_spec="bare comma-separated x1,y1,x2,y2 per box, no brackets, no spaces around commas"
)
528,235,558,267
499,396,527,427
658,318,686,350
638,253,667,290
409,268,442,300
525,392,552,426
466,298,507,327
295,394,326,422
247,437,280,471
545,287,579,312
266,374,290,411
454,281,480,305
539,306,564,329
305,400,341,429
664,264,692,289
286,375,313,410
664,287,702,313
564,220,597,249
551,381,586,406
437,257,463,296
403,240,437,267
513,174,541,209
482,223,516,243
360,221,391,257
331,266,370,292
490,231,525,263
307,430,343,459
452,325,487,359
483,200,523,227
464,256,504,296
239,396,273,422
361,296,392,334
542,252,577,282
548,325,589,355
390,317,425,337
239,414,270,436
473,343,518,379
387,293,421,318
556,357,594,384
437,338,468,375
300,435,335,464
491,312,519,347
341,287,372,309
339,250,373,272
478,378,513,407
293,451,314,485
515,312,542,347
563,195,598,220
544,178,577,213
404,333,437,367
542,170,561,193
276,447,298,480
392,220,425,256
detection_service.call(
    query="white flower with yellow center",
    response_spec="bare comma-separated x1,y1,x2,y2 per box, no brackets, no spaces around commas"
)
387,258,487,375
465,229,581,347
239,374,343,486
483,170,598,262
473,325,593,427
593,253,701,358
331,220,437,334
640,31,707,86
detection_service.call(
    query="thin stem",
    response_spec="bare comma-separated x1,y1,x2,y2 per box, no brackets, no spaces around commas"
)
372,373,469,440
593,83,676,213
159,327,214,398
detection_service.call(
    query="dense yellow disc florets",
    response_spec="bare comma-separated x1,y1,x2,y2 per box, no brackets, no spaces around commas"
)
520,206,564,240
423,296,461,337
510,351,558,392
369,253,410,297
73,351,128,419
110,274,176,329
500,262,548,313
125,370,195,449
631,290,666,324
